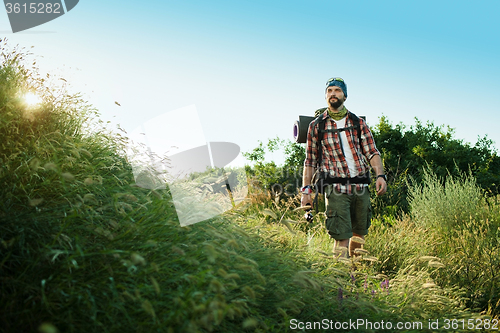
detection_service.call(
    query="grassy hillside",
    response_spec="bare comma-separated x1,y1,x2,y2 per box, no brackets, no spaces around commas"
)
1,40,498,332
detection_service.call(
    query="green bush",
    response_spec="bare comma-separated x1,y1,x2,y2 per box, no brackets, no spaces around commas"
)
371,116,500,218
408,168,485,231
380,168,500,316
243,137,304,197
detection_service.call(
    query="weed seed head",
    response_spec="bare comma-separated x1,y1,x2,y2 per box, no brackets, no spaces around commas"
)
353,248,370,255
350,236,365,244
43,162,58,171
29,198,44,206
131,253,146,265
423,282,437,288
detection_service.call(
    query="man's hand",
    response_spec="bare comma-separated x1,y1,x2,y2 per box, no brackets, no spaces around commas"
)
301,193,312,207
369,155,387,196
375,177,387,196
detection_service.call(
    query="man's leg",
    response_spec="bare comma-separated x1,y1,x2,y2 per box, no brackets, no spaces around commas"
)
325,186,353,258
349,233,364,257
350,186,371,257
334,239,349,258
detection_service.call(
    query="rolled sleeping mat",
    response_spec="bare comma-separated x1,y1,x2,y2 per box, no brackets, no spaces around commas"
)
293,115,315,143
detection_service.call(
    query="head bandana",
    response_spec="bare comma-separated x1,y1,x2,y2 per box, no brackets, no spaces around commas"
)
325,77,347,98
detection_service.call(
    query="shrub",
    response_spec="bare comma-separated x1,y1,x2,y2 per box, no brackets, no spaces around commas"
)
406,168,500,315
408,168,485,231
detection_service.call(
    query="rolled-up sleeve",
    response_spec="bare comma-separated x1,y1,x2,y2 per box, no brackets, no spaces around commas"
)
304,120,317,168
359,118,380,161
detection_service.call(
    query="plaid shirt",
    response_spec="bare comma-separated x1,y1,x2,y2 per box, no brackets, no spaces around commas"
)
304,110,380,194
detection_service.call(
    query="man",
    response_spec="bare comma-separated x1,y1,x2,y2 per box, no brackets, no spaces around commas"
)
301,77,386,257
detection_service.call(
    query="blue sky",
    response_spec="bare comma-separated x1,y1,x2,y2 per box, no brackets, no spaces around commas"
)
2,0,500,166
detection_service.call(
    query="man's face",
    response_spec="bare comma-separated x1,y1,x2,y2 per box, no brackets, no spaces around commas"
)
325,85,346,110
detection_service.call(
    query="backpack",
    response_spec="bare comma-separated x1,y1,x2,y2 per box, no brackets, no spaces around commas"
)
310,108,371,210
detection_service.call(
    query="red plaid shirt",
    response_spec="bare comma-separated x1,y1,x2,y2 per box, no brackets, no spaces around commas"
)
304,110,380,194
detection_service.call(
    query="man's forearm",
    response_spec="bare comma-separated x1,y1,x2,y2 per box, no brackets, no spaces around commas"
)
301,165,315,207
302,166,315,186
369,154,384,176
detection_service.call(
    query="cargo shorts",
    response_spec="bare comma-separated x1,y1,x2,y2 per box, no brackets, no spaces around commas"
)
324,185,372,240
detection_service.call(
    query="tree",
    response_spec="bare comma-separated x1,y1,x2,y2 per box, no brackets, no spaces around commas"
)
243,115,500,218
371,116,500,217
242,137,305,196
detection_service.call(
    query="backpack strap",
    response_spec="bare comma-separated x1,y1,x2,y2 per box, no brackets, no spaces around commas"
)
310,108,366,212
310,113,327,212
314,108,362,147
349,112,362,148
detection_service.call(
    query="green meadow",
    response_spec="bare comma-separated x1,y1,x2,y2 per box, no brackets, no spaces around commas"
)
1,40,499,332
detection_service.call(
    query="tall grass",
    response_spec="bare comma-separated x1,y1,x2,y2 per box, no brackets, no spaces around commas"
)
408,168,486,231
0,39,490,332
369,167,500,317
231,192,482,328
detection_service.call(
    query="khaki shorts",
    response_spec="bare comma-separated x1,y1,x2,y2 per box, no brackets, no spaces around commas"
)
324,185,372,240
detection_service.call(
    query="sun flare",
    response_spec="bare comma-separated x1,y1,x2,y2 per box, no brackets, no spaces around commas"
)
23,92,42,107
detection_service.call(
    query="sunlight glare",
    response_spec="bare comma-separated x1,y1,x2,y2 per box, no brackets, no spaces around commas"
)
23,92,42,107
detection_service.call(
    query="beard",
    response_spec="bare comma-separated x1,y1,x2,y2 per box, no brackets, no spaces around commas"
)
328,96,344,109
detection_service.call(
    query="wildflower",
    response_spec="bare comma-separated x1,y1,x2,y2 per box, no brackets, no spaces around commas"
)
381,279,390,294
337,287,344,302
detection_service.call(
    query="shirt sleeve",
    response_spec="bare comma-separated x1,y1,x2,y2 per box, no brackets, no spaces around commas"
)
359,118,380,161
304,119,318,168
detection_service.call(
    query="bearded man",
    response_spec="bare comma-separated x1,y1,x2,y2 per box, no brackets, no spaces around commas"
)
300,77,387,257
